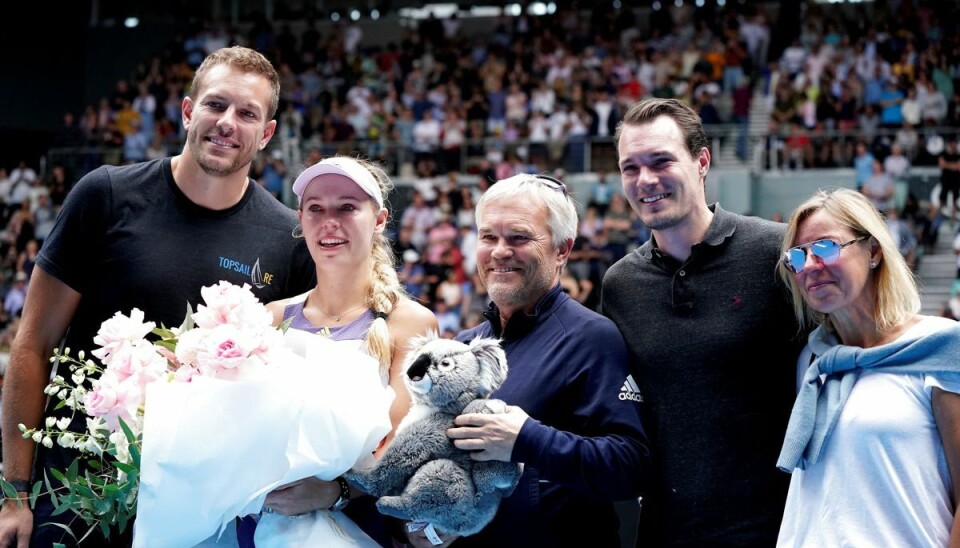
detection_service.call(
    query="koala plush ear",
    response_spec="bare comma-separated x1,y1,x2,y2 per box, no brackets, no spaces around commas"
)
406,329,439,356
469,337,508,396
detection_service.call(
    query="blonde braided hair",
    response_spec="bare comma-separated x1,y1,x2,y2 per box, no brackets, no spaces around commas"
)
348,158,404,375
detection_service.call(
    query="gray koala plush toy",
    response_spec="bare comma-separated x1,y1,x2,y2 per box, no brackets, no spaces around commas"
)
344,333,523,537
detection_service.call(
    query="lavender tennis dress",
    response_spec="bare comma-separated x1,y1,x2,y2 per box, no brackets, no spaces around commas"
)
282,300,377,342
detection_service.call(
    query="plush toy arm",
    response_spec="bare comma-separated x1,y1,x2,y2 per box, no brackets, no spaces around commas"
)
462,398,508,415
472,460,524,498
346,419,452,497
343,468,376,496
461,398,522,496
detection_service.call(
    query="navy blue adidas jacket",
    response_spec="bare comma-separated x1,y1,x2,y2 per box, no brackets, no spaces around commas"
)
454,285,651,547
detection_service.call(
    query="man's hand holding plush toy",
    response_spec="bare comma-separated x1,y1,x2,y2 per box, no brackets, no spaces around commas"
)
344,333,523,542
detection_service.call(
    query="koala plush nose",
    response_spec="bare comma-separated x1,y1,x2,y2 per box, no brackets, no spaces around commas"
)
406,353,431,381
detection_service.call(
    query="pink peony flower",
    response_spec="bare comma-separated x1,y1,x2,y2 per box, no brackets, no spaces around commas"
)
173,365,200,383
103,340,168,385
195,324,257,378
84,373,141,431
245,326,285,361
92,309,155,362
192,281,272,331
81,283,284,434
174,328,208,368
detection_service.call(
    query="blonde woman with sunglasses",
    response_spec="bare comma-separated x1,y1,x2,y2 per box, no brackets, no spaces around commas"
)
775,188,960,547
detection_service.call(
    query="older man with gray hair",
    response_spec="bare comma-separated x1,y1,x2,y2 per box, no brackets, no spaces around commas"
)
415,173,652,548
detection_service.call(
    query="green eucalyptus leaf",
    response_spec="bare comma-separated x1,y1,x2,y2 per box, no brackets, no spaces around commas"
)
43,472,59,510
85,472,105,488
155,339,177,352
29,482,42,508
49,468,68,487
95,497,112,516
180,302,195,331
79,522,100,543
66,460,79,483
41,522,77,542
114,462,137,475
0,481,18,500
50,500,74,516
151,326,177,339
74,483,96,500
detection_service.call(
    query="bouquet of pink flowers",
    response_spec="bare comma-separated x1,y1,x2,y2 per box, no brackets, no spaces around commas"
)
11,281,393,546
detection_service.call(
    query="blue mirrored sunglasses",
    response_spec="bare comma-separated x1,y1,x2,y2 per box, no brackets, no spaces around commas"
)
782,236,867,274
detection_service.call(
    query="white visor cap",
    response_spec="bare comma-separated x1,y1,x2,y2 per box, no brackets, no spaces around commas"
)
291,157,384,209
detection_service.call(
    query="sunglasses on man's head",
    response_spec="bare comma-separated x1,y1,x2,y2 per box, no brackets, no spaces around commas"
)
782,236,868,274
533,174,568,196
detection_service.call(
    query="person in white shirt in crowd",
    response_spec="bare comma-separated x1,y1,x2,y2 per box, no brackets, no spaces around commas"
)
780,38,808,79
530,80,555,116
440,108,466,172
588,87,619,138
900,87,922,128
8,161,36,188
526,109,549,164
505,82,529,127
920,79,948,126
861,159,896,214
739,7,771,69
883,143,911,179
412,109,442,163
399,189,438,252
132,82,157,138
32,195,57,243
2,272,27,319
895,122,920,159
0,169,11,210
541,101,567,163
7,177,31,213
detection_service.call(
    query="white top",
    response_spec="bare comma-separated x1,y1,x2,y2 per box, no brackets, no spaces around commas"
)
779,316,960,547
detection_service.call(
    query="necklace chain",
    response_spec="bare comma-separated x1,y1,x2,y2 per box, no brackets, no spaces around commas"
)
308,289,367,323
317,303,367,323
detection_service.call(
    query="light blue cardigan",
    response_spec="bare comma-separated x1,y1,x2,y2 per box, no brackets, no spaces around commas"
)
777,322,960,471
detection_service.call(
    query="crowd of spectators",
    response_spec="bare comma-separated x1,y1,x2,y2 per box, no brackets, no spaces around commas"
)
49,2,960,175
17,0,960,337
765,1,960,171
0,160,64,354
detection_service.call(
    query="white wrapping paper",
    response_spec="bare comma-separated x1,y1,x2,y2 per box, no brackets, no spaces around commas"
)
133,330,393,547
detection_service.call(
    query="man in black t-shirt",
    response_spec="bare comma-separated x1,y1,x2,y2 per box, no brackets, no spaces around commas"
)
0,46,316,548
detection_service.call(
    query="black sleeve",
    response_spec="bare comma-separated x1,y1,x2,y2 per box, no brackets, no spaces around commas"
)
35,167,112,293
